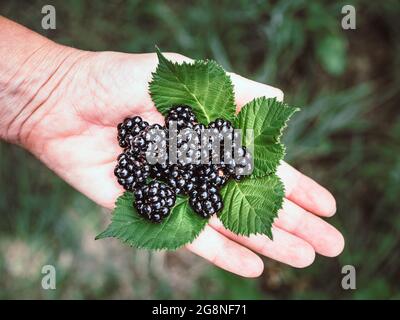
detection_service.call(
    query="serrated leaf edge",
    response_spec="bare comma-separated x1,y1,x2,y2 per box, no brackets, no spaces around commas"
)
234,97,299,178
149,47,236,124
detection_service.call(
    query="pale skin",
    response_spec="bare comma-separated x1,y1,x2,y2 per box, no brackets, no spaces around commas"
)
0,17,344,277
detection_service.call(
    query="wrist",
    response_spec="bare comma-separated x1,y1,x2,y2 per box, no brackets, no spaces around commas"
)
0,40,84,146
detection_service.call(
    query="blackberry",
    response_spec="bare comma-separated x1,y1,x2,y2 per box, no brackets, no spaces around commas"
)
134,181,176,223
117,116,149,148
165,105,198,130
195,164,227,188
129,124,167,158
232,146,253,180
189,182,223,218
114,150,150,191
144,124,169,163
202,119,235,165
150,162,171,180
128,129,148,155
208,117,236,146
175,128,201,165
147,125,170,180
208,118,233,132
208,118,236,151
166,118,202,166
207,118,253,179
193,123,206,134
144,123,166,142
166,164,196,195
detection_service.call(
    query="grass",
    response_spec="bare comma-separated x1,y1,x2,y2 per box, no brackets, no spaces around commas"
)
0,0,399,299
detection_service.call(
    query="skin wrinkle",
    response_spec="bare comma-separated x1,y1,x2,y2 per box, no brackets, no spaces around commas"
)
6,55,66,143
0,41,45,87
1,41,47,104
24,95,77,157
21,50,91,147
4,44,63,140
74,53,149,128
76,53,112,126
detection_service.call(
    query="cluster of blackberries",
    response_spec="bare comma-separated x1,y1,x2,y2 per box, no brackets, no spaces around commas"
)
114,106,253,222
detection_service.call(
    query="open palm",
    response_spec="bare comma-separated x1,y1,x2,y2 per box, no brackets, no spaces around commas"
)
24,50,344,277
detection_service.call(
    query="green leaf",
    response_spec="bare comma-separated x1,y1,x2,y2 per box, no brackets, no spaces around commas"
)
149,47,236,124
219,175,285,239
96,192,208,250
234,97,299,177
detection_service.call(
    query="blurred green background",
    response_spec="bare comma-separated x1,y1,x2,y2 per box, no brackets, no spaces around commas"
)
1,0,399,299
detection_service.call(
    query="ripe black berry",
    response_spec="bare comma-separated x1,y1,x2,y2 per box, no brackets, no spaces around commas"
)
165,105,198,130
232,146,253,180
203,119,235,165
175,128,201,165
117,116,149,148
127,124,166,157
134,181,176,222
208,118,233,132
128,129,147,155
195,164,228,188
150,162,171,180
166,164,196,195
189,182,223,218
143,124,169,163
114,150,150,191
207,118,253,180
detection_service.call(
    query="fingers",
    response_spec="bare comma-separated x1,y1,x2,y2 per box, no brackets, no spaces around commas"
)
186,225,264,278
277,161,337,217
209,217,315,268
229,72,284,110
226,72,341,259
227,72,336,218
274,198,344,257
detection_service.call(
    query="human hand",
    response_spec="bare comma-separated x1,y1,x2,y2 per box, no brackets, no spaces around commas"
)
9,44,344,277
